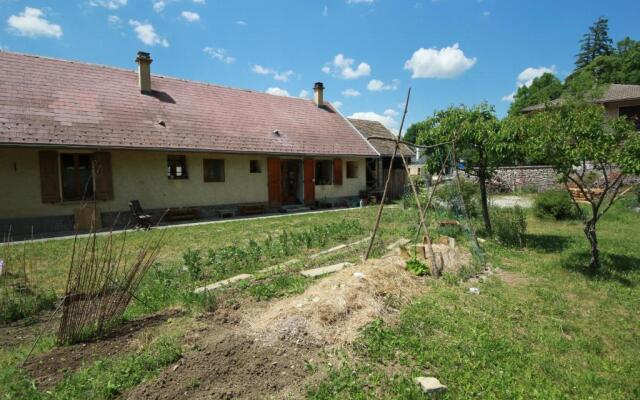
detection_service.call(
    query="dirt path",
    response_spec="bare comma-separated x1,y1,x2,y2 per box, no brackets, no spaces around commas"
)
127,255,423,399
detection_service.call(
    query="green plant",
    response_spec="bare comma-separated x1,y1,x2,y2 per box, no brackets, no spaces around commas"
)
435,180,480,218
405,258,429,276
182,248,203,280
534,190,580,220
491,206,527,247
248,275,309,301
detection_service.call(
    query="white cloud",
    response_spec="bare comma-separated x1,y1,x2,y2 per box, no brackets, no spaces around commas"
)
252,64,294,82
7,7,63,39
346,0,374,4
128,20,168,47
332,101,343,109
482,11,490,16
501,65,557,103
323,6,328,16
342,88,361,97
236,20,247,26
90,0,127,10
266,87,290,97
404,43,476,78
323,53,371,79
349,111,397,130
367,78,399,91
203,47,235,63
383,108,399,117
107,15,121,24
181,11,200,22
193,0,206,3
299,89,310,99
153,1,166,12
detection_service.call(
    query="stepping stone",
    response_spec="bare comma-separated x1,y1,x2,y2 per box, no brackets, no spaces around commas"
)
258,258,300,273
300,262,353,278
386,238,411,250
415,377,447,394
194,274,253,294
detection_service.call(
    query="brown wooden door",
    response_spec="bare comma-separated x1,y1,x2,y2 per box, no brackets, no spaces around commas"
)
39,150,60,203
281,160,300,204
333,159,343,185
267,157,282,208
303,158,315,206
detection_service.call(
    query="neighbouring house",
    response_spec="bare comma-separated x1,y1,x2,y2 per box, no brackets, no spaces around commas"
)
348,119,414,200
0,51,380,237
521,83,640,130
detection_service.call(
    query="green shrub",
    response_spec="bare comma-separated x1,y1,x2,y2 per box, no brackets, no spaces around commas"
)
491,206,527,247
182,248,203,280
434,180,480,218
534,190,580,220
405,258,429,276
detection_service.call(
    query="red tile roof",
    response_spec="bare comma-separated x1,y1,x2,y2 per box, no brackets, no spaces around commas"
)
0,51,378,157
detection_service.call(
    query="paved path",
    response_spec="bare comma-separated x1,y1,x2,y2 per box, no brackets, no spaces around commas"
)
490,196,534,209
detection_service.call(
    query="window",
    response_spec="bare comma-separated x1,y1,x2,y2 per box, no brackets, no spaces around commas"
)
167,155,188,179
249,160,261,173
204,159,225,182
346,161,358,179
315,160,333,185
60,153,94,201
619,106,640,131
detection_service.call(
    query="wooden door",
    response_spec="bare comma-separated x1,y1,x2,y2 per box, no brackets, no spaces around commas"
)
303,158,315,206
267,157,281,208
281,160,300,204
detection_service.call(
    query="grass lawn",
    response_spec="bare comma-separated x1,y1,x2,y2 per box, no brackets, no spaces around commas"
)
308,196,640,399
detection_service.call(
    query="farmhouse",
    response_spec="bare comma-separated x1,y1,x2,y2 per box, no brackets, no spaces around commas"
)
521,83,640,130
0,51,380,236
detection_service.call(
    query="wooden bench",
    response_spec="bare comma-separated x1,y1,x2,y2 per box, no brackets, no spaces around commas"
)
238,204,266,216
568,187,603,203
166,207,199,221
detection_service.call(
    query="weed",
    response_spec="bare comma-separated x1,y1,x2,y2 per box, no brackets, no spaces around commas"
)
491,206,527,247
182,248,204,280
534,190,581,220
405,258,429,276
248,275,309,301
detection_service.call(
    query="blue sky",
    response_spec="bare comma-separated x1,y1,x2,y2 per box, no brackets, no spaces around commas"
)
1,0,639,131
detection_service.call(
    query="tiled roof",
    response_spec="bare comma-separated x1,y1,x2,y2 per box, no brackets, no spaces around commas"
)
521,84,640,113
348,118,415,157
0,51,378,156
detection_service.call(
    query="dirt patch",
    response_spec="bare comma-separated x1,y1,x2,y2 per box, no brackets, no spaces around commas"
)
497,270,531,287
0,310,59,348
23,308,183,389
130,256,424,399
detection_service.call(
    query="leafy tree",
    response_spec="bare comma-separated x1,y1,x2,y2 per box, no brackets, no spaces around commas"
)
567,37,640,88
404,122,420,144
504,103,640,272
416,103,507,234
575,17,614,69
508,72,563,116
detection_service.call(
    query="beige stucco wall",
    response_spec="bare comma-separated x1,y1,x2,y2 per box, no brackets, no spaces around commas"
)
0,148,367,219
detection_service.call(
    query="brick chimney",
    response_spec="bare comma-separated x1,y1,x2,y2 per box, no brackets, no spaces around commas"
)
313,82,324,107
135,51,153,93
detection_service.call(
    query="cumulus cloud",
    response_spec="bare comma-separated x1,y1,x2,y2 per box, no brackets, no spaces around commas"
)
107,15,121,24
203,47,235,63
193,0,206,3
152,1,169,12
266,87,290,97
181,11,200,22
90,0,127,10
129,20,168,46
348,111,397,130
7,7,63,39
404,43,476,78
346,0,374,3
323,53,371,79
367,78,399,91
332,101,343,109
252,65,294,82
236,20,247,26
298,89,310,99
383,109,399,117
501,65,557,102
342,89,361,97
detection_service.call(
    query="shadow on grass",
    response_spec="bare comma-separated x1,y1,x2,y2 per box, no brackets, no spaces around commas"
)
561,251,640,287
526,234,573,253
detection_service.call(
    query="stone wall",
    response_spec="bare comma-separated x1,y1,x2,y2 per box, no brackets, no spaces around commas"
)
491,166,560,192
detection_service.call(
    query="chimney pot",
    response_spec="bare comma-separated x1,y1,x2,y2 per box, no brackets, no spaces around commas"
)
313,82,324,107
135,51,153,93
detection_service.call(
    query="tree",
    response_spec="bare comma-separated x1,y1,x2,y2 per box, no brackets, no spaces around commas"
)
504,103,640,272
575,17,614,69
416,103,506,234
508,72,563,116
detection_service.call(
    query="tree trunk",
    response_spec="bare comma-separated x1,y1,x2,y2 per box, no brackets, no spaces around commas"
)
478,167,492,235
584,219,600,272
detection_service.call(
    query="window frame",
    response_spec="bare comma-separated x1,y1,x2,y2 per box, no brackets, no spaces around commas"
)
167,155,189,180
315,159,333,186
203,158,225,182
249,160,262,174
346,161,358,179
59,153,94,202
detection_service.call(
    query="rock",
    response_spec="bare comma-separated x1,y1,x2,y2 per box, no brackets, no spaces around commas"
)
353,272,365,279
194,274,253,294
386,238,411,250
469,287,480,294
300,262,353,278
415,377,447,394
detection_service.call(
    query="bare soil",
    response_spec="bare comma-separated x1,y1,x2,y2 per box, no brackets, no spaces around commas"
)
23,308,183,389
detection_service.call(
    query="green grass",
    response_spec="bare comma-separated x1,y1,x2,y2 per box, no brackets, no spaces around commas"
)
308,196,640,399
